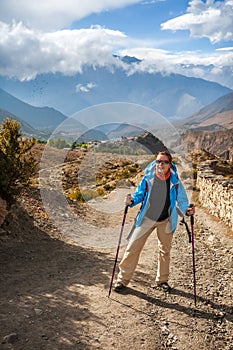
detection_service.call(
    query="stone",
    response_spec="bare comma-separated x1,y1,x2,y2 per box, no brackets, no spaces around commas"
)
2,333,19,344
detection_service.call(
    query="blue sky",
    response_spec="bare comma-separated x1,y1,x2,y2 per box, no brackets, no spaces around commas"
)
0,0,232,88
72,0,212,51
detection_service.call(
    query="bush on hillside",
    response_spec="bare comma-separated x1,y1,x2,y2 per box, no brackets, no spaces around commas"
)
0,118,36,200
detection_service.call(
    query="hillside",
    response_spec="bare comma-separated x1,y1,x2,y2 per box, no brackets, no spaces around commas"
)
181,128,233,161
0,108,48,139
0,88,67,130
172,92,233,162
180,92,233,130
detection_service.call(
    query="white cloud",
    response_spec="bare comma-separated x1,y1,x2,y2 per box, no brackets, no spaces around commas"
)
0,0,142,30
0,21,127,80
0,0,232,89
161,0,233,43
0,20,232,88
216,46,233,51
76,82,96,92
141,0,166,4
119,47,233,88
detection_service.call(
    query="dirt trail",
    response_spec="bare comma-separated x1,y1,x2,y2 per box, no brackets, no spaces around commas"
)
1,193,233,350
0,149,232,349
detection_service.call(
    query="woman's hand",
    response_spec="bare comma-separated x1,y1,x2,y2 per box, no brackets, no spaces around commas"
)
125,194,133,206
187,204,195,215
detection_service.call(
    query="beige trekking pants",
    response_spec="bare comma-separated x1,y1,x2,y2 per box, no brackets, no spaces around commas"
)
117,216,173,286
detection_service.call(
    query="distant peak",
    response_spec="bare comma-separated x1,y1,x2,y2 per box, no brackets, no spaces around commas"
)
113,54,142,64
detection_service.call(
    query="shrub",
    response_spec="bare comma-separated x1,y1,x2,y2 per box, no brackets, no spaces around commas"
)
68,187,99,202
96,187,105,196
68,188,84,202
0,118,36,200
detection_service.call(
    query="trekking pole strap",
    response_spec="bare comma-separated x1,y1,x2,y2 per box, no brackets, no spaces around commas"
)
180,217,191,243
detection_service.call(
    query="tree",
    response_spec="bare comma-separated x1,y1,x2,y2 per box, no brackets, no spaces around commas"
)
0,118,36,200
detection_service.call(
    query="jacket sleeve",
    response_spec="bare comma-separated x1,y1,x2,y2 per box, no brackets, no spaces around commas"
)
176,181,190,215
130,177,148,207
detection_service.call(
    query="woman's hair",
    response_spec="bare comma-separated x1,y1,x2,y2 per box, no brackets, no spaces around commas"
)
157,151,172,163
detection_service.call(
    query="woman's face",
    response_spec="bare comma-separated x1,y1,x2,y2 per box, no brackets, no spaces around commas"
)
155,154,171,175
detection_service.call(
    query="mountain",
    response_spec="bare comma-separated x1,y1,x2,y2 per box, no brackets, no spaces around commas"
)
0,63,231,121
0,108,36,134
182,129,233,161
0,108,48,139
180,92,233,130
113,55,141,64
75,128,108,143
173,92,233,161
0,88,67,130
106,123,147,139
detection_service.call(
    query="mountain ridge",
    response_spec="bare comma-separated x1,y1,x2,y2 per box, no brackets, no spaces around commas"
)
0,65,231,122
179,92,233,130
0,88,67,130
0,108,40,136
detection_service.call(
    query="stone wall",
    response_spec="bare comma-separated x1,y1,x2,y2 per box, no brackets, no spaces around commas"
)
196,161,233,230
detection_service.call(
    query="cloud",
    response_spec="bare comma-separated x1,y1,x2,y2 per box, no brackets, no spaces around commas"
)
119,47,233,88
0,20,232,88
76,82,97,92
141,0,166,4
161,0,233,43
0,11,232,88
216,46,233,51
0,0,142,30
0,21,127,80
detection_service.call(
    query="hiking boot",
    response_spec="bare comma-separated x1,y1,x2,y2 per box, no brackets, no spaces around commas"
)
113,282,126,293
159,282,172,293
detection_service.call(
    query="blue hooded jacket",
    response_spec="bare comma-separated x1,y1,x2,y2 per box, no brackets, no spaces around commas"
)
130,160,190,234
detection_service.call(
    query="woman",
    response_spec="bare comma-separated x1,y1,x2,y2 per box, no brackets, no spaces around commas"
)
114,151,195,293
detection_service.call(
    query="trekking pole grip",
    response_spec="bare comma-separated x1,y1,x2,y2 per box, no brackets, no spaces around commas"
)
124,204,129,215
191,214,194,226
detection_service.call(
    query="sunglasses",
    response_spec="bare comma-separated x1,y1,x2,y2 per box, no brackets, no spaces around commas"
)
155,160,170,165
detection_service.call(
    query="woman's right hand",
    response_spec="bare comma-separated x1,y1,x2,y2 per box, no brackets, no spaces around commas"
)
125,194,132,205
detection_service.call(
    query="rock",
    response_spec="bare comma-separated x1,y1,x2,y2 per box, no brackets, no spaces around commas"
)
0,228,7,236
161,325,169,335
34,308,43,316
2,332,19,344
41,334,49,340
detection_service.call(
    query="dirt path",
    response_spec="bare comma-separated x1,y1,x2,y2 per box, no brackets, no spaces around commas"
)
0,147,233,350
1,192,233,350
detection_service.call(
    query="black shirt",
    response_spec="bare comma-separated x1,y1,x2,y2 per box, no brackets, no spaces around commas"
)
145,175,170,222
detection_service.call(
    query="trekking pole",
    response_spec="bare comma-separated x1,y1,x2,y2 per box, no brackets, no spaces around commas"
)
108,205,128,298
190,213,197,306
